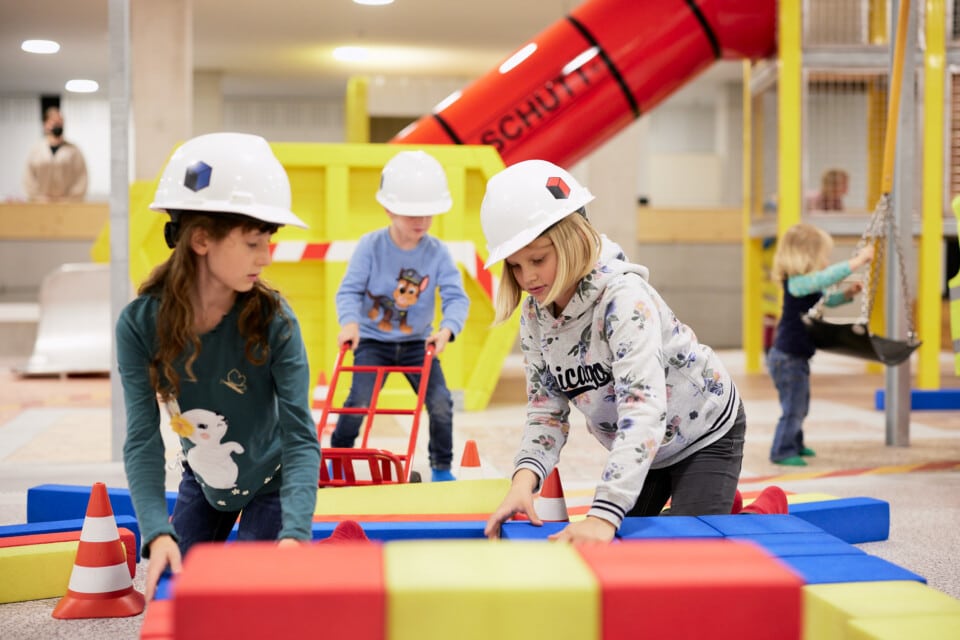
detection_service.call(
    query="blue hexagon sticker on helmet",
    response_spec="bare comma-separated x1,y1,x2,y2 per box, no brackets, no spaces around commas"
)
546,176,570,199
184,161,212,192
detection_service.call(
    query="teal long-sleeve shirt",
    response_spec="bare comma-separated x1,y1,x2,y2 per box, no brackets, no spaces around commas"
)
117,294,320,554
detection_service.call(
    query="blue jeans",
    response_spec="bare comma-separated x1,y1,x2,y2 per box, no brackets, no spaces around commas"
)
766,347,810,462
330,339,454,470
626,399,746,517
171,464,282,559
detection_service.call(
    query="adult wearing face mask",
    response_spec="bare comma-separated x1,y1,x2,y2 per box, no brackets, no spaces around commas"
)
23,106,88,202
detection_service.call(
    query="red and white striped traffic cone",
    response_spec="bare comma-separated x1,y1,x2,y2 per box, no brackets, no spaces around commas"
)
534,468,569,522
51,482,145,619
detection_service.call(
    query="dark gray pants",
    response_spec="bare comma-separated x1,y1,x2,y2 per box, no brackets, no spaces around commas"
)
626,400,746,517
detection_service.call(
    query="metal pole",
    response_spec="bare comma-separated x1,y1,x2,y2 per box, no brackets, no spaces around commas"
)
886,0,915,446
108,0,131,461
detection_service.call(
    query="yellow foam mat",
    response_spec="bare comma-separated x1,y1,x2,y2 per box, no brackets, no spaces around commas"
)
847,614,960,640
803,581,960,640
315,478,511,516
385,540,599,640
785,492,840,505
0,540,76,604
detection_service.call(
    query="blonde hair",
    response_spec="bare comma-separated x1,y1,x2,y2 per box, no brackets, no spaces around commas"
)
771,223,833,281
493,211,600,324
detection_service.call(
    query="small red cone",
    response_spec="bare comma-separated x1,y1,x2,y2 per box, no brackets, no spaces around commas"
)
534,468,569,522
51,483,145,619
317,520,371,544
730,489,743,514
457,440,483,480
741,486,789,515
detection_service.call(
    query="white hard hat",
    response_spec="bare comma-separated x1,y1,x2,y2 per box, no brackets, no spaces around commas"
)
480,159,594,268
150,132,307,229
376,150,452,216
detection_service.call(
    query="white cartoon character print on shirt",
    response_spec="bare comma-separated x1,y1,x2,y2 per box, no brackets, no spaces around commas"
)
178,408,244,489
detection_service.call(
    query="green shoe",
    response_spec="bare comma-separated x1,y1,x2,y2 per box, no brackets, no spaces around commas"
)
773,455,807,466
800,447,816,457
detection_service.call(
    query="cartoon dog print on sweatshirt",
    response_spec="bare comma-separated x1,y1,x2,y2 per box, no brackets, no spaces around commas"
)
181,408,244,489
366,268,429,334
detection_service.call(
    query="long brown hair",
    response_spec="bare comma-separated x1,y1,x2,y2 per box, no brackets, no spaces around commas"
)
139,211,284,400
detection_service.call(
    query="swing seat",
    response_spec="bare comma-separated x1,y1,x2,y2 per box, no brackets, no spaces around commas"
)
802,316,920,366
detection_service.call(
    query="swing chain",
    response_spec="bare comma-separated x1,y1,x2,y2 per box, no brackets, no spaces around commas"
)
857,193,917,343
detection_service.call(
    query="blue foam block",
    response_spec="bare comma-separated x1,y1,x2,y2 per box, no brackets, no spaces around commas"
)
154,573,175,601
499,521,570,540
618,516,724,540
780,553,926,585
309,520,486,542
26,483,176,523
729,532,865,557
0,515,142,560
875,388,960,410
698,514,824,536
788,497,889,544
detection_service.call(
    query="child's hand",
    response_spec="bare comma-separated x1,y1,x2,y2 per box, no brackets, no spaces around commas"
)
426,328,453,354
850,244,875,270
843,281,864,301
548,516,617,544
484,470,541,539
337,323,359,349
145,535,181,601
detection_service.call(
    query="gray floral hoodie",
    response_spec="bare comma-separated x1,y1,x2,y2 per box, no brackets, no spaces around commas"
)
515,238,740,530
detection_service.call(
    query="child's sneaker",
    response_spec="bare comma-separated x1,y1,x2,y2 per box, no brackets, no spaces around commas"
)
740,486,788,515
800,447,816,457
431,469,456,482
773,455,807,466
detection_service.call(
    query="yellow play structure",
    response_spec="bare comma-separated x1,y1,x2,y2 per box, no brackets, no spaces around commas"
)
91,143,519,411
741,0,959,394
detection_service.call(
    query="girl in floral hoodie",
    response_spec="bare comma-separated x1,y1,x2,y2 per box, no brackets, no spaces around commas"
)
480,160,785,543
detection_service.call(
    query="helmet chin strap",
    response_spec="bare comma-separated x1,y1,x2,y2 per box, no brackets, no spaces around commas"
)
163,218,181,249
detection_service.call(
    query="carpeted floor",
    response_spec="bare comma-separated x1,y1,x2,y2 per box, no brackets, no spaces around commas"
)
0,350,958,639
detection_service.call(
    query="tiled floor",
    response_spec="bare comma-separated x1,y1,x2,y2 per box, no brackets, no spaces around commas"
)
0,350,958,639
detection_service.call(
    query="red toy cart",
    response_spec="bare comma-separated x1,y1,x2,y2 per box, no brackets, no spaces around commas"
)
317,342,434,487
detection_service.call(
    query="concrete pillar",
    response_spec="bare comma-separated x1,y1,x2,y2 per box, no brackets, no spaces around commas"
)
572,118,643,257
131,0,192,180
193,71,224,135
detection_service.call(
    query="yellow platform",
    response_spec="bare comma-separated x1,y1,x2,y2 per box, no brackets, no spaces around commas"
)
92,143,519,410
314,478,510,517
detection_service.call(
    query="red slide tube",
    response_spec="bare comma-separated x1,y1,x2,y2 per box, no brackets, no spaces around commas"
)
391,0,776,168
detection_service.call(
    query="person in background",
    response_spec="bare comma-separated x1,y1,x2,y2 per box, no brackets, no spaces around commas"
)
23,106,88,202
807,168,849,212
479,159,787,544
117,133,321,600
767,223,874,466
331,150,469,482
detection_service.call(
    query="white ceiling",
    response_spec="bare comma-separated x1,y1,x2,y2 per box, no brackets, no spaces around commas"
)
1,0,743,99
2,0,580,97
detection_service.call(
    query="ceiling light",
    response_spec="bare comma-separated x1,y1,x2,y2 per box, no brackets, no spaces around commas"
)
333,46,370,62
352,0,394,5
65,79,99,93
22,39,60,54
499,43,537,74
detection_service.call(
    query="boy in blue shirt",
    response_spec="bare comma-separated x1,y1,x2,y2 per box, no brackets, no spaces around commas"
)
332,150,470,481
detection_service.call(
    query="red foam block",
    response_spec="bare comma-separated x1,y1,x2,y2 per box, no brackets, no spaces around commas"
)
173,541,384,640
577,539,803,640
